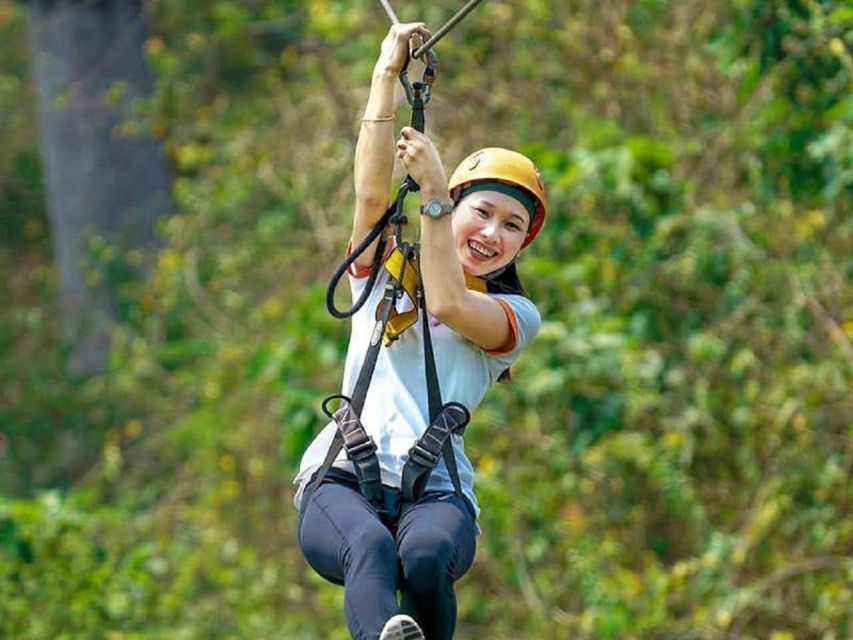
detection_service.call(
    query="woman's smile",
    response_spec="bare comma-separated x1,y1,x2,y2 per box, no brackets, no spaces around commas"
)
466,239,499,260
452,190,529,276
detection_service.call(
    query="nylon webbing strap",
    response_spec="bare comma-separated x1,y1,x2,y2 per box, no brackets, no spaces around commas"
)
420,283,443,421
400,276,469,502
330,398,383,508
401,401,469,502
352,274,402,415
410,89,425,135
312,266,407,516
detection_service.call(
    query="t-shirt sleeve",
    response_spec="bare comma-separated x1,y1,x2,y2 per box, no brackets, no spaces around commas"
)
346,239,395,300
484,294,541,375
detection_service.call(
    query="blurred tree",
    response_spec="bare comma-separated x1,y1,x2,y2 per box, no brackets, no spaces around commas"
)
26,0,172,375
1,0,850,637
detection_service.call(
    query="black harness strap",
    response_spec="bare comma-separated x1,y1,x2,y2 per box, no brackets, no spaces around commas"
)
400,402,469,502
313,255,410,518
322,396,383,509
400,279,469,502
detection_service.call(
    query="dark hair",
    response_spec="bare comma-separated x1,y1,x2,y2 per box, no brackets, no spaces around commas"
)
484,261,526,297
483,262,527,382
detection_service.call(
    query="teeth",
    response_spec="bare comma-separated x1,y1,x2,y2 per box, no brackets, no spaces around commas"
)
469,240,497,258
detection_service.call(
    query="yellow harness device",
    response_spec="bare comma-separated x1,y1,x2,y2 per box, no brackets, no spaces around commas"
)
381,247,487,345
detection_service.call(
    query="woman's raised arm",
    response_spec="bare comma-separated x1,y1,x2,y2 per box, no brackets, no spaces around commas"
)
350,23,430,270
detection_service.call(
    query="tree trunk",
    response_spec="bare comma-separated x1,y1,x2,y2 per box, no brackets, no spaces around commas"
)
27,0,172,375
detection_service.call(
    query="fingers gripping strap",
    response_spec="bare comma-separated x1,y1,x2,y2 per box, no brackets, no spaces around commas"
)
401,402,470,502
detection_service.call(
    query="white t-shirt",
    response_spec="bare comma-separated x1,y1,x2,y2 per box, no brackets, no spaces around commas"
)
293,262,541,519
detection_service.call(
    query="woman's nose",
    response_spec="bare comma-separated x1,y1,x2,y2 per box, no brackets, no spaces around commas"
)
480,219,500,239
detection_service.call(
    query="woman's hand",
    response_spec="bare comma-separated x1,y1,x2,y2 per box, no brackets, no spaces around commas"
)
396,127,449,198
375,23,431,75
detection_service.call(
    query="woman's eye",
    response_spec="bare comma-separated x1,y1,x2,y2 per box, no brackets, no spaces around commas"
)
475,208,489,218
507,222,521,231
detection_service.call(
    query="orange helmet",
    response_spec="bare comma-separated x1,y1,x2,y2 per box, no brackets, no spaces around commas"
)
448,148,547,248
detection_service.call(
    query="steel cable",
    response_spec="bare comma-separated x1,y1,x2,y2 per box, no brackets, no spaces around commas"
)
377,0,486,57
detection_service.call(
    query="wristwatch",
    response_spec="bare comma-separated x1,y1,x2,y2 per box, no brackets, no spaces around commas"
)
420,197,454,219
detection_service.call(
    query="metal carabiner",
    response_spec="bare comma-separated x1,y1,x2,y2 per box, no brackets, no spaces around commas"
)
399,46,438,110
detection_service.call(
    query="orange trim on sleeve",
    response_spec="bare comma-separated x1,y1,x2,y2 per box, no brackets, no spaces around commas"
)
485,298,519,356
345,239,395,278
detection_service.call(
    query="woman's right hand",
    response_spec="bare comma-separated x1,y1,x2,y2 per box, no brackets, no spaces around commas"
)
375,22,431,74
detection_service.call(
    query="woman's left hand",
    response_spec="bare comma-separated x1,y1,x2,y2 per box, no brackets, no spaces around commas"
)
396,127,448,197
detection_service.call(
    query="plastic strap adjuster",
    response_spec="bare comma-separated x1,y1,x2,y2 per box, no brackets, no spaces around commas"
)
346,436,377,461
408,443,439,468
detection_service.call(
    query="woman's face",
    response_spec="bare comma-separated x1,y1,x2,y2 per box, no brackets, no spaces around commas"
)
451,190,531,276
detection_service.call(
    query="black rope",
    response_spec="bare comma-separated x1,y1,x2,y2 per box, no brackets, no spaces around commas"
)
325,206,392,319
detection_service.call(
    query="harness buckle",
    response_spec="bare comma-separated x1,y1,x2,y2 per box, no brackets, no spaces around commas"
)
346,436,377,461
408,443,439,468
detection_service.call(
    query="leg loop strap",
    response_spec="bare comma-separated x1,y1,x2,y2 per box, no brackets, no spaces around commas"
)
401,402,470,503
323,394,386,516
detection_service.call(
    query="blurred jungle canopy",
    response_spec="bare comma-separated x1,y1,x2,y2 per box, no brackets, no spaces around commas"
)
1,0,851,638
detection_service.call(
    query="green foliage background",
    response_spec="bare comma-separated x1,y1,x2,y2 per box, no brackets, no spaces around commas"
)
1,0,852,637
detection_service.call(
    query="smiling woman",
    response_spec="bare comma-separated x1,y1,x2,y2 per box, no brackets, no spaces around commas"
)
412,144,547,351
293,21,548,640
454,190,530,273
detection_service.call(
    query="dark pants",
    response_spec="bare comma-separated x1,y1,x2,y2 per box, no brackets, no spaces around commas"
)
297,470,477,640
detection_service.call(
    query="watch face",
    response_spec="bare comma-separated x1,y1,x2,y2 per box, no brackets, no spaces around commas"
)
423,198,452,218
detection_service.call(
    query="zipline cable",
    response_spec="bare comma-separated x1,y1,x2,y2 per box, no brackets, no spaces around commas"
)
413,0,485,58
378,0,400,24
376,0,486,58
